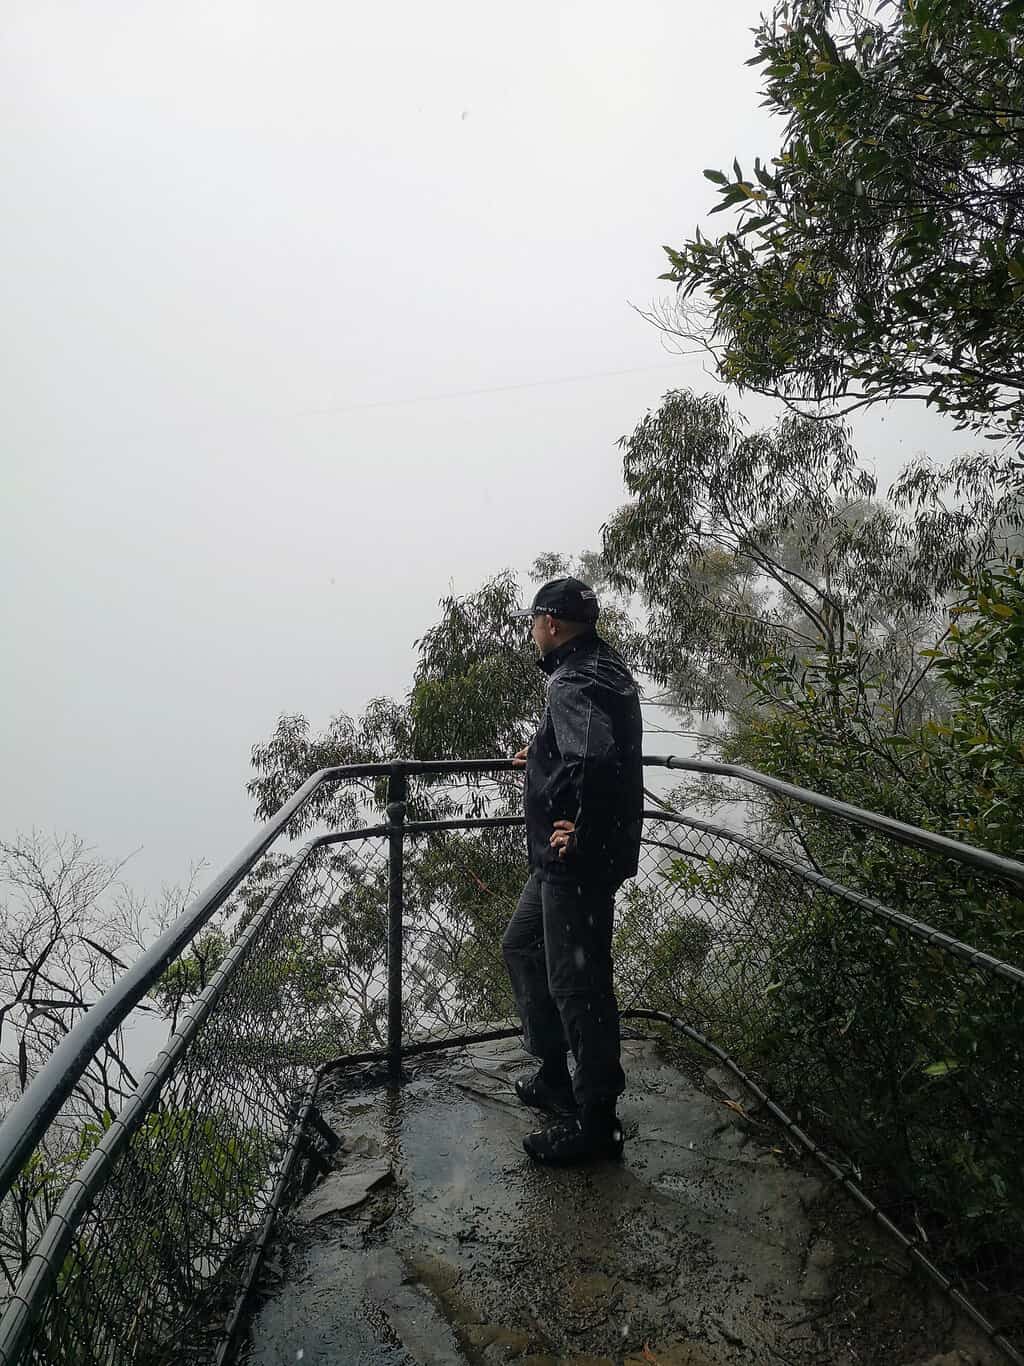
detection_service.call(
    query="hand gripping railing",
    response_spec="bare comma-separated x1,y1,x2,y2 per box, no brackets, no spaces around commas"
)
1,756,1023,1365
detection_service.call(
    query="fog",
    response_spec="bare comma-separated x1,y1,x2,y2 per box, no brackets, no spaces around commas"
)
1,1,972,907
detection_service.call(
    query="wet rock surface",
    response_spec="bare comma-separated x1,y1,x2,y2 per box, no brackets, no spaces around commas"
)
294,1162,395,1223
244,1034,1000,1366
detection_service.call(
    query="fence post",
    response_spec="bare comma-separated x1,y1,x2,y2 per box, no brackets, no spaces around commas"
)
386,765,408,1083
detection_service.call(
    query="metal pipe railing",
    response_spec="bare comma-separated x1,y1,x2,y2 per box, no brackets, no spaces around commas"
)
648,755,1024,889
1,755,1023,1366
385,769,408,1082
0,852,311,1366
5,754,1024,1213
0,766,335,1209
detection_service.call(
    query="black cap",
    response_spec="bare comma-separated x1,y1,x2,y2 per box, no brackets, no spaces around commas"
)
510,577,600,625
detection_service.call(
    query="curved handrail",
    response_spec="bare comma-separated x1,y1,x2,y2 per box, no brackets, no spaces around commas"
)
3,753,1023,1209
0,764,333,1206
646,756,1024,889
0,760,516,1204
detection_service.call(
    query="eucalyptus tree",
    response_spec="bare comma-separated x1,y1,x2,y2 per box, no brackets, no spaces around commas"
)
600,388,1020,822
603,390,989,717
656,0,1024,445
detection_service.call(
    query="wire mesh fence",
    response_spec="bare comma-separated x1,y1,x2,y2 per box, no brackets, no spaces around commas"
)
625,806,1024,1348
768,795,1024,1342
0,990,158,1312
0,843,354,1363
0,850,314,1364
1,758,1022,1363
288,834,392,1057
400,824,523,1038
0,791,521,1365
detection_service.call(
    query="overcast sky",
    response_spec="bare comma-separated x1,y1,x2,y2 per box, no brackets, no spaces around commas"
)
1,1,972,909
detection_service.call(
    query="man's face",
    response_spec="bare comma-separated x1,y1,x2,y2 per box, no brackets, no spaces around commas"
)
530,611,562,655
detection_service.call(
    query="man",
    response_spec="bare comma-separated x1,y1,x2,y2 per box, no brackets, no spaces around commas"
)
503,576,644,1165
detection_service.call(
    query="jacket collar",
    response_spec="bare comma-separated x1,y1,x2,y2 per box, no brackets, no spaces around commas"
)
535,628,598,677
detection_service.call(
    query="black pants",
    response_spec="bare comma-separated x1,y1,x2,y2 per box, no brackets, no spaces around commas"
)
501,872,625,1109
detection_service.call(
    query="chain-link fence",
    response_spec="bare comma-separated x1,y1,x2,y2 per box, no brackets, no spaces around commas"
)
626,799,1024,1353
0,757,1022,1364
0,992,158,1318
0,848,321,1365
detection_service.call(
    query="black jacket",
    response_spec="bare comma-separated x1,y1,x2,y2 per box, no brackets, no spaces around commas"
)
523,630,644,888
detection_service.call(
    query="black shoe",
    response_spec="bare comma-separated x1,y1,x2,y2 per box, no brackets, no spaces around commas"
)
522,1115,624,1165
514,1070,576,1116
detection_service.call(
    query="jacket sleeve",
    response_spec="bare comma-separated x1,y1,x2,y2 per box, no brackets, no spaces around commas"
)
546,670,619,858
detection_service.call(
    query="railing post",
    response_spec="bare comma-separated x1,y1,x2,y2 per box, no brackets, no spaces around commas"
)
385,765,408,1083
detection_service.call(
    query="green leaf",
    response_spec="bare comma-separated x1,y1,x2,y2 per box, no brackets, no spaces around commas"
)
923,1059,960,1077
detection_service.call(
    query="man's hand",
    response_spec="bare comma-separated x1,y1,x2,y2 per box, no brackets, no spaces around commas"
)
511,747,529,768
550,819,576,859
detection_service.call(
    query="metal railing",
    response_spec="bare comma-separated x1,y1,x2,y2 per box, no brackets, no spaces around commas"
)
1,757,1022,1365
